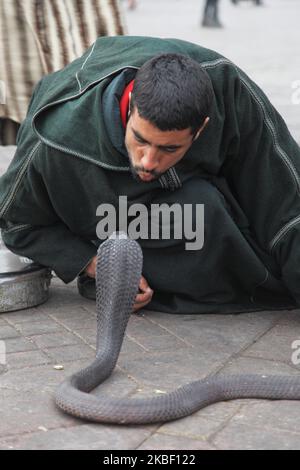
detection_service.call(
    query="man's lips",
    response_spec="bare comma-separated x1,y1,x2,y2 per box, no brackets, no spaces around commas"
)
138,172,155,181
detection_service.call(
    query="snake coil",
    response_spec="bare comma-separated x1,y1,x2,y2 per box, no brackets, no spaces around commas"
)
55,233,300,424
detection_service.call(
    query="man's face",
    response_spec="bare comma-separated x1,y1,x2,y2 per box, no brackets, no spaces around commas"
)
125,107,199,183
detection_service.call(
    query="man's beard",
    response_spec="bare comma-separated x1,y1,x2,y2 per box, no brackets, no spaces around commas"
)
128,154,163,182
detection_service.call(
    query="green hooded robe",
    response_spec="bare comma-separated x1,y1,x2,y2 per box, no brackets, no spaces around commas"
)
0,36,299,314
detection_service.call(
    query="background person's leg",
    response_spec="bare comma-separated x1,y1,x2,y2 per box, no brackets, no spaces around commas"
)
202,0,222,28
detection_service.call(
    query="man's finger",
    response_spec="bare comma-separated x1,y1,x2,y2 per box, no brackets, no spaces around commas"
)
135,289,153,304
139,275,151,291
133,298,152,312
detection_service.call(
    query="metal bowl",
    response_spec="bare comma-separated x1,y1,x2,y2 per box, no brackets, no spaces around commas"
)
0,236,52,313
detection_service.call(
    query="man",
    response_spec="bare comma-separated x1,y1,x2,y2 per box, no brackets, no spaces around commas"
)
127,0,137,9
0,36,299,314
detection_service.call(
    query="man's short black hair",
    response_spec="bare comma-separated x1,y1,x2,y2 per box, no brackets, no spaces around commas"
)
130,53,214,134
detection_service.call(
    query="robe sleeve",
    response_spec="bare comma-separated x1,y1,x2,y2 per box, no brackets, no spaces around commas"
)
1,222,96,283
0,143,96,283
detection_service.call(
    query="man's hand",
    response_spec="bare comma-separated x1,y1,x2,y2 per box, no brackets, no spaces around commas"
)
84,255,97,278
85,258,153,312
133,275,153,312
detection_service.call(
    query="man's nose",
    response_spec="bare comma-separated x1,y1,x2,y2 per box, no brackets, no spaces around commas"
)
140,147,159,171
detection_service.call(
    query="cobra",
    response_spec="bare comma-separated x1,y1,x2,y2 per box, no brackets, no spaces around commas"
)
55,233,300,424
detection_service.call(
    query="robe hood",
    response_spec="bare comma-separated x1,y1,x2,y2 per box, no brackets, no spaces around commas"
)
30,35,224,173
2,35,300,312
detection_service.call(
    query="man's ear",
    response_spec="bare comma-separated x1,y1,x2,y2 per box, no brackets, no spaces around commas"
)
193,117,210,141
128,92,132,117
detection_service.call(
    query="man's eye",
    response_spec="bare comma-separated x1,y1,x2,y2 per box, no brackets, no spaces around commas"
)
135,135,146,144
164,148,177,154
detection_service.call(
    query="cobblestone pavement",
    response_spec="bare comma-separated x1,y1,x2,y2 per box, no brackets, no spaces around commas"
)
0,0,300,451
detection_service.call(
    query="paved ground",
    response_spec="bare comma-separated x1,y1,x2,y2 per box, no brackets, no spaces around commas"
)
0,0,300,451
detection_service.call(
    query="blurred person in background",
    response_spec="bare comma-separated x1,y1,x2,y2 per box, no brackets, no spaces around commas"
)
0,0,125,145
128,0,137,9
202,0,222,28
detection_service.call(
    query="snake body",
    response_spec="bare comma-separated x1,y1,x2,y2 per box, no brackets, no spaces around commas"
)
55,234,300,424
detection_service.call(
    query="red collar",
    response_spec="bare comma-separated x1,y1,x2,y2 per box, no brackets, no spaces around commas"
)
120,80,135,128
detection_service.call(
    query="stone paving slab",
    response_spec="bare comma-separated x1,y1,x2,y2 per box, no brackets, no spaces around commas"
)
138,434,216,451
12,319,64,337
5,350,52,370
0,325,21,339
242,330,299,364
117,348,221,391
4,336,38,354
0,388,79,439
211,420,300,450
0,360,93,393
1,307,53,324
43,343,95,363
229,401,300,435
29,330,83,350
221,356,300,377
155,409,240,442
0,423,157,451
